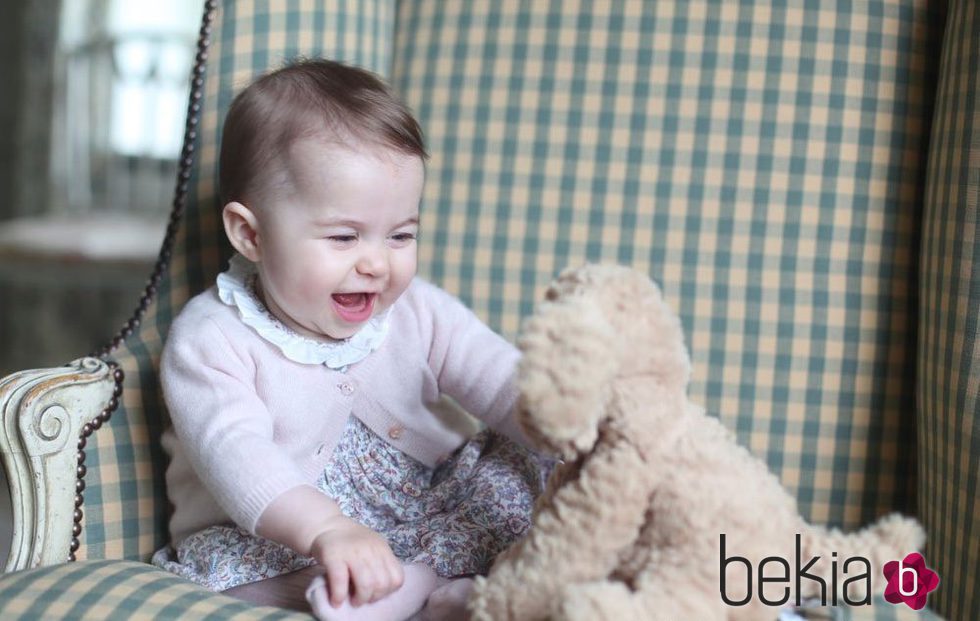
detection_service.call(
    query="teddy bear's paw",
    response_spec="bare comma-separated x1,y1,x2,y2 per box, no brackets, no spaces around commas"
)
467,576,502,621
468,574,551,621
554,581,635,621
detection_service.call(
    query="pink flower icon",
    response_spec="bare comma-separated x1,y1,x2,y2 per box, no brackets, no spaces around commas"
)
882,552,940,610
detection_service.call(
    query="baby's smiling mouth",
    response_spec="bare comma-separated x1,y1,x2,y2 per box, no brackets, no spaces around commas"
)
332,292,371,308
331,292,377,322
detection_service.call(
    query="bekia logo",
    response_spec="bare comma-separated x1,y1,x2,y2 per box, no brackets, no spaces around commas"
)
882,552,940,610
719,534,872,607
719,535,940,609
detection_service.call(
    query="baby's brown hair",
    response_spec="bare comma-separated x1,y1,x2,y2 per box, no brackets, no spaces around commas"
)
219,58,427,206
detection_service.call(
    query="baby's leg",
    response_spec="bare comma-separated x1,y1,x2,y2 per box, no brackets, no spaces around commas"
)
306,562,447,621
414,577,475,621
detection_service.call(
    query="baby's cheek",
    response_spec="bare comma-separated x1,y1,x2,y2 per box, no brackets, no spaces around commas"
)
298,263,343,295
389,276,415,304
393,255,418,285
284,276,320,304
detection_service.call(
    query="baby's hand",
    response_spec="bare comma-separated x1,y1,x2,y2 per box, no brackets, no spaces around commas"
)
308,515,404,607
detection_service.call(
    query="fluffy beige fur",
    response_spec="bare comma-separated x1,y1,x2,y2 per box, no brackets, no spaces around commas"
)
468,264,925,621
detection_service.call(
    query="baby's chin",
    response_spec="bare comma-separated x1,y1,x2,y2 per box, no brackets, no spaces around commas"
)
319,311,385,341
289,317,356,343
313,322,358,342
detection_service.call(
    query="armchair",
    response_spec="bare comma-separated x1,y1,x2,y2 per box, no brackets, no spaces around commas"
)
1,1,975,619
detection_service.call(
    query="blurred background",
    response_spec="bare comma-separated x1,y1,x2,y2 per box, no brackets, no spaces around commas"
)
0,0,200,376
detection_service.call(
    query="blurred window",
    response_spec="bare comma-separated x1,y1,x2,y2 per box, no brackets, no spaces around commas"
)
51,0,199,214
0,0,200,375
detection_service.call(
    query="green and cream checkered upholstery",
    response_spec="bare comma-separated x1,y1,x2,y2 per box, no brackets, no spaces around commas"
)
918,1,980,620
0,560,944,621
398,0,935,529
1,0,973,618
0,561,307,620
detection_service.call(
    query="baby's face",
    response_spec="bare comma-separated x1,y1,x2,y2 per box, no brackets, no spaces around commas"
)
252,138,424,341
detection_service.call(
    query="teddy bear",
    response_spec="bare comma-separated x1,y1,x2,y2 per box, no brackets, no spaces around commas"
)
468,264,926,621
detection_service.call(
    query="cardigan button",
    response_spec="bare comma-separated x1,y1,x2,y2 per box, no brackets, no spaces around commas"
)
387,425,404,440
338,382,355,395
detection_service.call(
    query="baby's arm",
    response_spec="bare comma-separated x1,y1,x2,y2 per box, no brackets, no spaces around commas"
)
256,486,404,607
163,313,402,605
422,283,531,446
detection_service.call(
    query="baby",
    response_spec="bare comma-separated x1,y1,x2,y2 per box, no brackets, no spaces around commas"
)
151,59,549,621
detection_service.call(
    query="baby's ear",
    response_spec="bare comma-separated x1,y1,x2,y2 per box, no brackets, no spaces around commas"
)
222,201,261,261
517,295,621,456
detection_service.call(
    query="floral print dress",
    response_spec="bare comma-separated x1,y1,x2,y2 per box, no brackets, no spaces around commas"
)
152,416,550,590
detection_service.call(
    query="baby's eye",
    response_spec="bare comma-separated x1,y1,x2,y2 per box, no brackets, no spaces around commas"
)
326,234,358,248
389,232,417,247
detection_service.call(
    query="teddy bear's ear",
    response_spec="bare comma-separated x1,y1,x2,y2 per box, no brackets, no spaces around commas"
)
627,278,693,391
547,263,693,392
516,295,621,458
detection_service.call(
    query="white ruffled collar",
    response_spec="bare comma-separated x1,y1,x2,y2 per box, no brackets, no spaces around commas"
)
216,254,391,369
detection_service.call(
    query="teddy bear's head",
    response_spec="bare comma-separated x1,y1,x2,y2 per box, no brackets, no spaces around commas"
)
515,264,692,460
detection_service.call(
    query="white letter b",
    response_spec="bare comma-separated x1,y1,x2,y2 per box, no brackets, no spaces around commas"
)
898,562,918,597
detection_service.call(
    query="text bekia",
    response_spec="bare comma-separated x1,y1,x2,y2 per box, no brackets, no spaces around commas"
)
719,534,871,607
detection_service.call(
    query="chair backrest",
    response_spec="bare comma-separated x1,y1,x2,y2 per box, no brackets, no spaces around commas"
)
80,0,974,617
392,0,935,527
918,2,980,619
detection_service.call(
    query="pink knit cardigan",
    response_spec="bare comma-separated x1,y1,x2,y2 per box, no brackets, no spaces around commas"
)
160,277,526,544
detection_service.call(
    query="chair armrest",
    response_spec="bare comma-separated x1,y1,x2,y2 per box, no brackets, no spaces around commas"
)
0,358,114,572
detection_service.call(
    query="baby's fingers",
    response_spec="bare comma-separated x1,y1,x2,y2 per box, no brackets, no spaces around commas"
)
371,554,405,603
369,546,404,600
350,563,380,606
354,552,404,605
323,559,351,607
386,556,405,593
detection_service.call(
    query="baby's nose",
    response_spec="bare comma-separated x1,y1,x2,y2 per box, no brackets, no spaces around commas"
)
355,244,388,277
